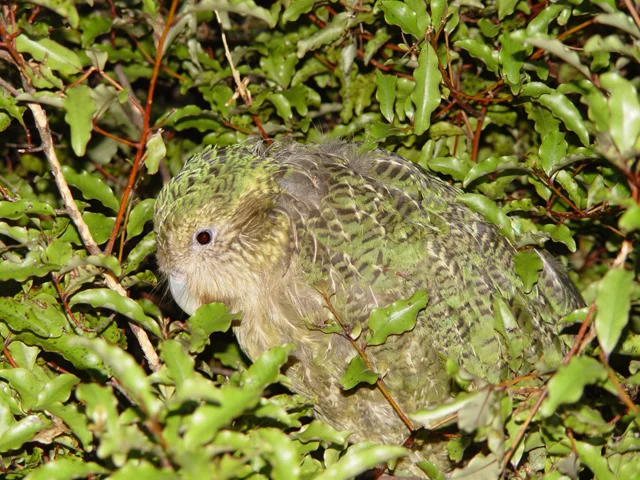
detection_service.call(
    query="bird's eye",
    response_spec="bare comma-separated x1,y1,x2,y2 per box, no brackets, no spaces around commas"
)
195,229,214,246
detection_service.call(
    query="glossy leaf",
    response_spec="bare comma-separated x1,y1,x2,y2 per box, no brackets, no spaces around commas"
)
540,356,608,417
126,199,156,239
15,35,82,75
63,165,119,212
187,302,238,353
375,71,397,123
600,72,640,155
457,193,515,243
412,43,441,135
513,250,543,293
376,0,427,38
595,268,633,359
69,288,162,337
366,290,427,345
339,356,379,390
314,444,407,480
73,338,162,417
145,132,166,175
463,156,523,187
64,86,96,157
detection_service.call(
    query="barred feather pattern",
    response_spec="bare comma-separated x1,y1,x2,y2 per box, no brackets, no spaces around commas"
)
154,140,584,457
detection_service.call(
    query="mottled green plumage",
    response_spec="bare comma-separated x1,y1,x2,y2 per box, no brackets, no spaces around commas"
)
154,140,583,467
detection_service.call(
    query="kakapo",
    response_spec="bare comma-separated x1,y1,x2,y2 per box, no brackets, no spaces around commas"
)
154,139,583,470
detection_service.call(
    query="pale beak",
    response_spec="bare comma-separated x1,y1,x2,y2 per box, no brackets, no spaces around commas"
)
168,273,199,315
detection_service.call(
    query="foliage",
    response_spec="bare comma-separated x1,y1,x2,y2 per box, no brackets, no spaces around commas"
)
1,0,640,478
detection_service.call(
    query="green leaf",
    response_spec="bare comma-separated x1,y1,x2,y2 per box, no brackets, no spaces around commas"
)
538,131,568,175
184,387,260,448
0,368,45,410
0,297,66,338
126,199,156,239
455,39,499,73
161,340,196,388
535,93,589,146
499,33,527,93
63,86,96,157
69,288,162,337
426,156,473,181
255,428,301,480
25,457,109,480
29,0,80,28
121,232,155,276
79,15,113,47
268,92,293,121
63,165,119,212
339,356,379,390
296,420,350,445
540,224,577,252
145,132,166,175
430,0,446,29
521,36,591,81
600,72,640,155
261,52,298,89
376,0,428,38
187,302,238,353
0,112,10,131
35,374,80,409
450,453,500,479
0,414,51,453
297,13,350,58
366,290,427,345
595,268,633,359
314,444,407,480
540,356,608,417
241,344,295,392
457,389,499,433
0,199,55,219
375,71,397,123
497,0,518,19
282,0,315,23
619,205,640,233
595,12,640,38
73,338,162,417
513,250,544,294
457,193,515,243
574,441,615,480
108,461,179,480
411,43,441,135
15,35,82,75
186,0,277,28
463,156,523,187
526,5,565,35
82,212,115,245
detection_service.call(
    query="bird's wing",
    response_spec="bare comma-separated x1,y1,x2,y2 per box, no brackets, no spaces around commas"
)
273,143,580,387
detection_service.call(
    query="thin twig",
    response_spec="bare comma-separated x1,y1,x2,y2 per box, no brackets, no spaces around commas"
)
28,102,162,371
214,10,251,105
28,103,102,256
104,0,180,255
318,287,416,434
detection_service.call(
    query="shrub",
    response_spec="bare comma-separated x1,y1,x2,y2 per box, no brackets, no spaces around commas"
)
0,0,639,478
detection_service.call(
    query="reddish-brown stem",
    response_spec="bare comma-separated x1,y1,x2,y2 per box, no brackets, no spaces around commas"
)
251,114,271,143
105,0,179,255
2,344,19,369
319,289,416,434
471,104,487,162
93,124,140,148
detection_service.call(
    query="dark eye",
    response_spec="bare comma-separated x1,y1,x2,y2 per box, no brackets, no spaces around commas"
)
195,229,213,245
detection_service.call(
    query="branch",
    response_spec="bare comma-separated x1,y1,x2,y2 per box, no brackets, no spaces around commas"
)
28,104,102,256
105,0,180,255
319,287,416,435
27,102,161,372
